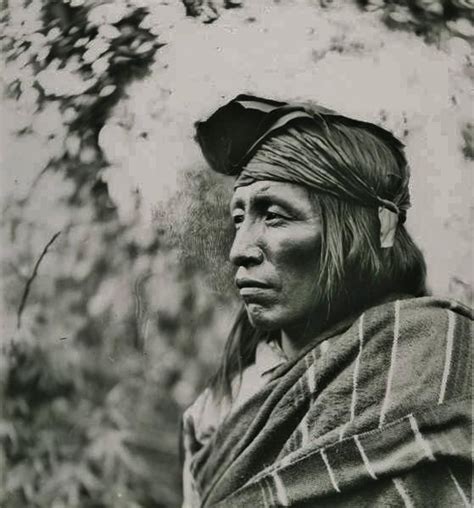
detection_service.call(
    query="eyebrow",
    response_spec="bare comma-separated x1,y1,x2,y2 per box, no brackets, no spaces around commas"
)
230,188,304,216
231,185,271,209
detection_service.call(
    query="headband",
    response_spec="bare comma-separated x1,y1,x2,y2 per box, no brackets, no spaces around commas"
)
195,94,410,248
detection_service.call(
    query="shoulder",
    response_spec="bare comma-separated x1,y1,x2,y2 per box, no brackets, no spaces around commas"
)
183,388,226,451
182,380,242,454
351,296,472,419
362,295,472,352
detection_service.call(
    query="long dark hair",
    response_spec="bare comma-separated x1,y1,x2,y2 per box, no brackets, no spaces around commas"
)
209,118,427,403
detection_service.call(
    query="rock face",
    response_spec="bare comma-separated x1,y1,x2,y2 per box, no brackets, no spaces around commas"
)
102,0,472,303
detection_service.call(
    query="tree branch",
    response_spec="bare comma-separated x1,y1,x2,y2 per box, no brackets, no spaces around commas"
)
17,231,61,329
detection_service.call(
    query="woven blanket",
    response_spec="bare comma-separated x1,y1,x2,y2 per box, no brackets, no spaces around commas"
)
184,296,473,507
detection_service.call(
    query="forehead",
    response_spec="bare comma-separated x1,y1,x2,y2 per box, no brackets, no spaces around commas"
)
231,180,312,207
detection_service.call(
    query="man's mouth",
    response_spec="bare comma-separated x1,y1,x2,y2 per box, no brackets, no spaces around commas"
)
235,279,275,303
235,277,271,289
239,287,271,299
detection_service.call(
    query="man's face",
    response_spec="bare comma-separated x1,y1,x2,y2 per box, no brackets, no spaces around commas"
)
230,180,322,333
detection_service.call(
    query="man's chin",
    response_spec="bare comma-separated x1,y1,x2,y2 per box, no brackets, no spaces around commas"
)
245,303,281,331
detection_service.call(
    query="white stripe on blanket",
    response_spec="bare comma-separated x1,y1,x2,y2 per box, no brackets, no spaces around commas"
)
448,467,470,507
438,310,456,404
259,481,269,508
393,478,414,508
351,313,365,422
272,471,289,506
307,362,316,395
354,435,377,480
379,300,400,427
300,413,310,447
320,449,340,493
408,414,435,461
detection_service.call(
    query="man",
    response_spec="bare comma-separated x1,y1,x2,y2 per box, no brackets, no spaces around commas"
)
181,94,472,507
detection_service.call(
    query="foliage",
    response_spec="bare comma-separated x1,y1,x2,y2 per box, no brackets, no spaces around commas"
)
1,0,472,507
184,0,474,41
2,0,162,190
361,0,474,43
0,1,225,506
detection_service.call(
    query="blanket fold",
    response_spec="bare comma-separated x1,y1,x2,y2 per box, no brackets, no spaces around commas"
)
183,297,472,507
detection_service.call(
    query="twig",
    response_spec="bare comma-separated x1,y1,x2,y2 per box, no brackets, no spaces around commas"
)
17,231,61,329
25,165,51,202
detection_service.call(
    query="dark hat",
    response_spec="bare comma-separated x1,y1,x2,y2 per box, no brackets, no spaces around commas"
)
195,94,336,175
195,94,402,176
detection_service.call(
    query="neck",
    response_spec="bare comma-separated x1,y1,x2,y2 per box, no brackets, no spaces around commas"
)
280,331,302,359
280,292,404,359
280,316,326,359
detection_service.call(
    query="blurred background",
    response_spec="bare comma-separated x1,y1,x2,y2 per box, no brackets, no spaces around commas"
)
0,0,472,506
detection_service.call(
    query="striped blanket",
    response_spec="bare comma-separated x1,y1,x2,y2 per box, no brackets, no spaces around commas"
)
183,296,472,507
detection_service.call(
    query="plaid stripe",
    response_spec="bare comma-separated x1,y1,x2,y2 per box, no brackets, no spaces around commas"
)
379,299,401,427
351,313,365,423
272,471,289,506
354,434,377,480
393,478,414,508
439,310,456,404
447,467,471,507
220,403,471,506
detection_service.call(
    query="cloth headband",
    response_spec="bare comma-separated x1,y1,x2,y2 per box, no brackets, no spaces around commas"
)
195,94,410,248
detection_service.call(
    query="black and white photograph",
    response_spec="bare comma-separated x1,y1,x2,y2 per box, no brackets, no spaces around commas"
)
1,0,473,506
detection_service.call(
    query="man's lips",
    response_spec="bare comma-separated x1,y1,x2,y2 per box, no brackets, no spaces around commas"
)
235,278,275,300
239,287,271,298
235,278,271,289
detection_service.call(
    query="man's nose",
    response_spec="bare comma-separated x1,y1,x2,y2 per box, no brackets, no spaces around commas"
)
229,223,263,267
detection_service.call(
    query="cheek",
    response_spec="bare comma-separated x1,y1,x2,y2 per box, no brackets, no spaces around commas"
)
273,234,321,309
274,233,321,279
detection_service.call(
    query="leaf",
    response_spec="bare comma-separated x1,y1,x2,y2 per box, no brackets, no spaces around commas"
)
365,0,385,12
65,134,81,157
98,123,130,163
98,24,122,39
389,8,416,24
73,37,89,48
447,18,474,37
82,39,110,62
99,84,117,97
37,69,97,97
135,41,154,54
88,4,128,26
92,56,110,74
79,146,98,164
47,27,61,41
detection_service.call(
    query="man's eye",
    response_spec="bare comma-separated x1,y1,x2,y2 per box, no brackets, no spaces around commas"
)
232,214,244,227
265,211,285,223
